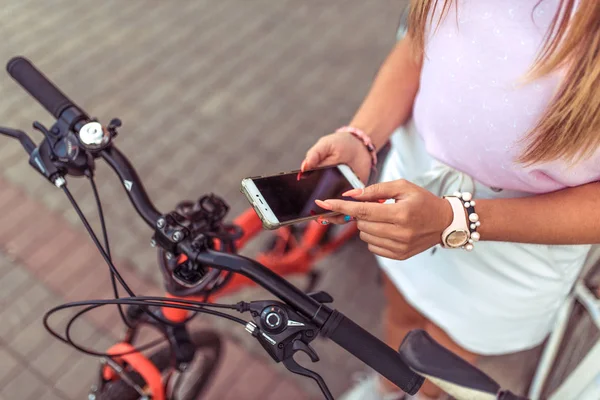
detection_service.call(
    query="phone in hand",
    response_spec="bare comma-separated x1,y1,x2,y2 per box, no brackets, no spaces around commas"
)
241,164,365,230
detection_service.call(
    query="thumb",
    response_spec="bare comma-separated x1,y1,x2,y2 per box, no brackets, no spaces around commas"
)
302,139,333,171
343,180,412,201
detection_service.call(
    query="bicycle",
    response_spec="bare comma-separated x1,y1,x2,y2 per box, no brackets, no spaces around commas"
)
0,56,526,400
525,259,600,400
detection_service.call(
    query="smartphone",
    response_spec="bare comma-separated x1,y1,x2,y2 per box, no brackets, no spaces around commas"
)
241,164,364,230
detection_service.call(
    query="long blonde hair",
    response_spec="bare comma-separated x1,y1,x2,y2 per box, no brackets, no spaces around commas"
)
408,0,600,165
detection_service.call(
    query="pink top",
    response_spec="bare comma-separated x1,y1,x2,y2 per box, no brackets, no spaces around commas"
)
413,0,599,193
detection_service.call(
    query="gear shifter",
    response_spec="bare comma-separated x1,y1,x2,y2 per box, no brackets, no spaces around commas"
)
242,299,334,400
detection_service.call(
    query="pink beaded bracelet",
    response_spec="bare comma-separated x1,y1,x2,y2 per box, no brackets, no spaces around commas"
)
336,126,378,167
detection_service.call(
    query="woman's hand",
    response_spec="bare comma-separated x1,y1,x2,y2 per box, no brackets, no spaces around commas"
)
302,131,372,183
315,179,453,260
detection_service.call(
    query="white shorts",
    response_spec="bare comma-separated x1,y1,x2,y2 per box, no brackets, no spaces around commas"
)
377,120,591,355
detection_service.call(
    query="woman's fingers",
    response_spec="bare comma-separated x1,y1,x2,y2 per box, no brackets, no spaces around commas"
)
315,199,395,223
303,137,335,170
343,179,414,201
359,231,403,252
366,243,398,259
356,220,398,237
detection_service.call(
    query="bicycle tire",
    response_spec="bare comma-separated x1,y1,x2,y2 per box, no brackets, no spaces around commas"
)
96,330,222,400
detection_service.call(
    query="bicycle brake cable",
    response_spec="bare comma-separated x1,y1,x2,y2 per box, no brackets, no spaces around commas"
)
44,297,245,358
61,185,193,327
88,175,132,329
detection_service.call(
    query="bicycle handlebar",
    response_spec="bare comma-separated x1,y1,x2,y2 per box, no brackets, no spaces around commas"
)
189,249,423,393
3,56,425,395
322,310,425,392
100,146,162,227
7,57,88,125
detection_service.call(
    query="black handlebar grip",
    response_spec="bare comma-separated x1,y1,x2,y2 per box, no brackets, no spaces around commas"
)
322,310,424,395
6,56,77,119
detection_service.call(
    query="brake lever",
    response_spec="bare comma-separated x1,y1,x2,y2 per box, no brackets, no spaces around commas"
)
283,352,333,400
242,299,334,400
0,126,36,154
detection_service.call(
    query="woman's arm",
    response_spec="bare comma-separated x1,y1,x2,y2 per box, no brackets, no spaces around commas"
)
478,181,600,245
348,36,423,149
315,180,600,261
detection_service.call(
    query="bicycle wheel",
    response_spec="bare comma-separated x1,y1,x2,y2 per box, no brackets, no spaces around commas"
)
96,330,222,400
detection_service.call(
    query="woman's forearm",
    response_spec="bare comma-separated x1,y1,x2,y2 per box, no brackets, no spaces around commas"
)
349,36,422,150
477,182,600,245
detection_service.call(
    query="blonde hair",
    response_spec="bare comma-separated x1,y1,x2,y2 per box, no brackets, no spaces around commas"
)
408,0,600,165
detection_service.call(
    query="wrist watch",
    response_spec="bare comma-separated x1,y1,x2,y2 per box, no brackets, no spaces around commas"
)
441,196,470,248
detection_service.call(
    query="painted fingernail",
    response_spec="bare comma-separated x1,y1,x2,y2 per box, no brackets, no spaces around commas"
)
315,199,333,210
320,220,330,225
342,188,364,197
300,160,307,172
344,215,354,222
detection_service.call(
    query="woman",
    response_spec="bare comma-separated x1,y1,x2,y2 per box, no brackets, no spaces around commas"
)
302,1,600,399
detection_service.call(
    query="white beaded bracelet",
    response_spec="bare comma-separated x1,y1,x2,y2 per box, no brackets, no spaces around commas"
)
453,191,480,251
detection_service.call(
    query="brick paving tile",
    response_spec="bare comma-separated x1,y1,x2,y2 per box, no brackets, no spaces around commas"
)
202,338,254,399
53,347,105,399
264,380,318,400
219,357,281,400
0,346,19,383
0,367,45,400
30,340,87,381
0,266,30,301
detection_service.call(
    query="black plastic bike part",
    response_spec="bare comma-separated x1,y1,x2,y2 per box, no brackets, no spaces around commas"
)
245,300,332,399
283,356,333,400
398,330,500,398
7,56,89,129
307,291,334,304
0,125,66,186
100,146,162,227
153,211,193,255
321,309,424,395
0,126,36,154
248,300,319,351
159,195,242,295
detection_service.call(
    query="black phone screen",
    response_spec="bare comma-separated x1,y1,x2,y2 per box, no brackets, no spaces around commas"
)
253,166,355,223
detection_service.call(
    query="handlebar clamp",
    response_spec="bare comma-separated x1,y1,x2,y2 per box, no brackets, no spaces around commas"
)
152,212,192,255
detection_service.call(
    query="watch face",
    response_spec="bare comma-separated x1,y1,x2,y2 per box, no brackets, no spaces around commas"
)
447,230,469,247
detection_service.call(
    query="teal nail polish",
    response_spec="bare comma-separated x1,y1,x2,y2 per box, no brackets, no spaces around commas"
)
344,215,353,222
320,220,329,225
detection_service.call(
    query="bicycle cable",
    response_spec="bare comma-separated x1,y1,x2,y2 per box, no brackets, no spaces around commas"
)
44,297,246,358
61,184,195,328
88,174,132,329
